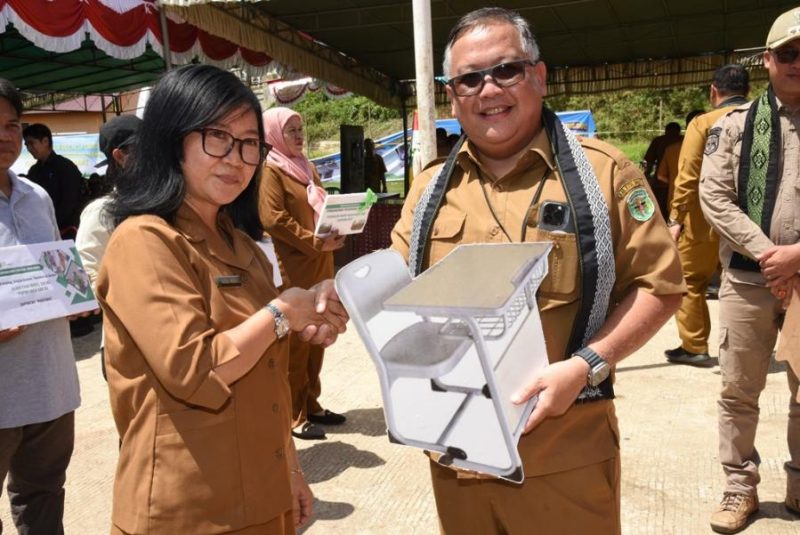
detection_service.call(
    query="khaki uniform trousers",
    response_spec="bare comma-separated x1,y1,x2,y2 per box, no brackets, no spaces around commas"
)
430,455,621,534
289,339,324,427
718,273,800,497
675,232,719,353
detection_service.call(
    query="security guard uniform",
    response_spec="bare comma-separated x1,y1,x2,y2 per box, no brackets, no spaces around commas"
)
700,97,800,499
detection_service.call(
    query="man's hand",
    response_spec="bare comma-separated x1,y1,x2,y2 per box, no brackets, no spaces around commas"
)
67,308,100,321
669,223,682,242
512,356,589,433
771,275,800,309
759,243,800,286
0,325,26,343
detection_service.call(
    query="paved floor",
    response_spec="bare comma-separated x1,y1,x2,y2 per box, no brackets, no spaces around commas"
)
2,300,799,534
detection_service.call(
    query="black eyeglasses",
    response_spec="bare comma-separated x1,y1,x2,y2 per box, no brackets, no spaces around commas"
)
771,47,800,65
196,128,270,166
447,59,537,96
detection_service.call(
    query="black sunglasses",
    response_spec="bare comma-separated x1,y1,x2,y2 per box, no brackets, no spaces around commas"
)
447,59,537,96
771,47,800,65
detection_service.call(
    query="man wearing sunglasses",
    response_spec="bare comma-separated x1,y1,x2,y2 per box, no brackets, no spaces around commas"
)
700,7,800,533
391,7,684,533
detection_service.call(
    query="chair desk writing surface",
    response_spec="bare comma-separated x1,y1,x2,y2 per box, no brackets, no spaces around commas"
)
336,242,552,483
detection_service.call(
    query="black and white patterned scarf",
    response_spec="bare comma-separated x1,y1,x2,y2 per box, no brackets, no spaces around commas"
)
408,108,615,402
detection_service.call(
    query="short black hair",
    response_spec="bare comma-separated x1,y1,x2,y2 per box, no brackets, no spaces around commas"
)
0,78,22,117
108,64,265,239
686,109,704,126
712,64,749,96
22,123,52,145
443,7,539,78
665,122,681,134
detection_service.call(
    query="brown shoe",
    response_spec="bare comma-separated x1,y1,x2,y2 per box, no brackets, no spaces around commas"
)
710,492,758,533
786,495,800,515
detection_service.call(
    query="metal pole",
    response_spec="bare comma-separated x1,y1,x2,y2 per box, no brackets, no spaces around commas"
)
159,6,173,71
412,0,436,171
401,98,409,195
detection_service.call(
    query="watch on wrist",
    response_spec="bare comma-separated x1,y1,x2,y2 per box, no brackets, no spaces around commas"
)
264,302,290,339
667,219,682,228
573,346,610,387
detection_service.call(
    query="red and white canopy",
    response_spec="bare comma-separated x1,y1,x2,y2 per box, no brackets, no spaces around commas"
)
0,0,273,73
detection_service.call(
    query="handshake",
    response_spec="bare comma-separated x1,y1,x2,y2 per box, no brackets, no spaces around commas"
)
271,279,349,347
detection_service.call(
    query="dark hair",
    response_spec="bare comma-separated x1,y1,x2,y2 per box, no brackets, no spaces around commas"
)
108,64,265,239
22,123,52,145
712,64,749,96
443,7,539,78
0,79,22,117
685,109,704,126
665,122,681,134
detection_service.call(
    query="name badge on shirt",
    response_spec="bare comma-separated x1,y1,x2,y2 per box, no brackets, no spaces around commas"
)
215,275,243,288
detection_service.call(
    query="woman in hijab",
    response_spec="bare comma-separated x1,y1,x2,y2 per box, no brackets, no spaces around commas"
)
259,107,347,440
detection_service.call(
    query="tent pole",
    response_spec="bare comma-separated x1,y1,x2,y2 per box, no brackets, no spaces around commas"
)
159,6,173,71
100,94,107,124
412,0,436,170
401,97,409,196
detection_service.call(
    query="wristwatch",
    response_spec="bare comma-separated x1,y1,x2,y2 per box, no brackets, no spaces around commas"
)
667,219,682,228
264,302,290,339
573,346,610,387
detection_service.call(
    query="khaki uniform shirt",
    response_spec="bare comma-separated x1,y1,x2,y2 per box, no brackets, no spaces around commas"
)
259,164,334,289
700,97,800,285
657,139,681,208
97,204,292,533
670,97,748,241
391,129,685,477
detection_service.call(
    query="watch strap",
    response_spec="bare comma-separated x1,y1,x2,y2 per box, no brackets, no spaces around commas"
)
264,302,289,338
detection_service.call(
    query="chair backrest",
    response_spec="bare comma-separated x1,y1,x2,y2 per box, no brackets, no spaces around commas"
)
335,249,411,325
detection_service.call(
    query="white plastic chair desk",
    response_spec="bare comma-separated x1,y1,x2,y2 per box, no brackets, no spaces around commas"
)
335,243,551,483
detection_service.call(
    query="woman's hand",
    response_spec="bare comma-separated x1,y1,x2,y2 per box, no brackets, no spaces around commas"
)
320,232,346,252
274,280,348,346
289,469,313,528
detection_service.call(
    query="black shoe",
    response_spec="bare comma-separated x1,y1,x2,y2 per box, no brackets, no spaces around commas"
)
308,409,347,425
664,346,685,358
69,318,94,338
665,347,714,367
291,422,326,440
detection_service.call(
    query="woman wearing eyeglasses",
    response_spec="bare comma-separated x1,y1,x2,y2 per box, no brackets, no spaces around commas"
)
259,108,347,441
96,65,347,534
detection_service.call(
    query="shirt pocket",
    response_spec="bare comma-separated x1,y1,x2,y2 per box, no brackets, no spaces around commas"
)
150,401,245,530
530,229,580,303
429,210,466,264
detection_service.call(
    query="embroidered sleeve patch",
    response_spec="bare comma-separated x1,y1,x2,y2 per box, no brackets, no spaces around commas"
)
704,127,721,155
616,177,645,199
626,187,655,222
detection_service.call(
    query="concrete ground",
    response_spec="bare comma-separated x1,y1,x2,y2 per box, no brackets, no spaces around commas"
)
2,300,799,534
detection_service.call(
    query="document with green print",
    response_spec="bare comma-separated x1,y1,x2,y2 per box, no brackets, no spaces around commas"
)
314,189,378,236
0,240,97,329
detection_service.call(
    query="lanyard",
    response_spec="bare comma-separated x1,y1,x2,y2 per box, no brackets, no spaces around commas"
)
475,163,552,243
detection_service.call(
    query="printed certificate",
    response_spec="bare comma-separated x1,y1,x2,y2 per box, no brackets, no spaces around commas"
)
0,240,97,329
314,191,375,236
